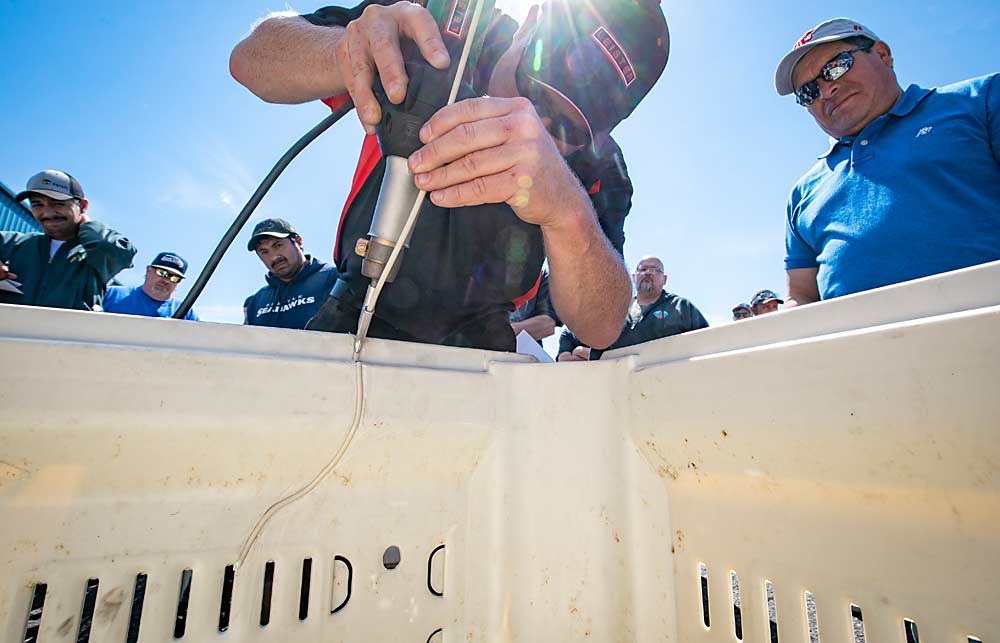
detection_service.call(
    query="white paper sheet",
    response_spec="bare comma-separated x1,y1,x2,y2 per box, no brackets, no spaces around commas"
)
0,280,23,295
514,330,554,363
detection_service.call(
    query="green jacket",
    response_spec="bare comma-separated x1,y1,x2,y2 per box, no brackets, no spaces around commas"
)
0,221,137,311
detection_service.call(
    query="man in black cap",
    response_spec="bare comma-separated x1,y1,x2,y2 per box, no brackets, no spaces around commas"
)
230,0,665,351
244,218,340,329
0,170,136,311
102,252,199,320
750,289,783,316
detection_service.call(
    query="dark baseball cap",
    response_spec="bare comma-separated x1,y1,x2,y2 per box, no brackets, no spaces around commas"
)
517,0,669,143
150,252,189,278
732,303,751,313
751,289,784,307
248,218,298,251
16,170,86,202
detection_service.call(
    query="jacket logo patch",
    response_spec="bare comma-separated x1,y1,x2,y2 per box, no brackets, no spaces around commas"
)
592,27,636,87
445,0,470,38
652,309,669,319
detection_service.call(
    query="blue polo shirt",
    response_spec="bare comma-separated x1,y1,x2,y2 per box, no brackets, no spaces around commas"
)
102,285,199,320
785,74,1000,299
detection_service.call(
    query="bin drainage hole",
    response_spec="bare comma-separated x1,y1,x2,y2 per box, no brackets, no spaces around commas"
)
730,571,742,640
903,618,919,643
851,604,866,643
968,637,982,643
78,577,100,643
174,569,193,639
804,591,819,643
764,579,778,643
260,561,275,626
384,545,401,570
126,573,148,643
23,583,47,643
219,564,235,632
299,558,313,620
699,563,710,628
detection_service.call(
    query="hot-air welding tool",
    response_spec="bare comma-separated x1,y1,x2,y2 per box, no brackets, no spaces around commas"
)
173,0,493,325
351,0,496,354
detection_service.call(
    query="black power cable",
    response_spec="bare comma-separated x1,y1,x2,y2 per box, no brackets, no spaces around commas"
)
173,99,355,319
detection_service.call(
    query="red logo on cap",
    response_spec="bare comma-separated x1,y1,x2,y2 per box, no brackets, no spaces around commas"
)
794,28,816,49
445,0,470,38
592,27,636,87
853,24,863,31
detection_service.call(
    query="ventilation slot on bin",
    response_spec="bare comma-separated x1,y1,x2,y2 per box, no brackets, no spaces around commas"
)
730,571,743,640
699,563,710,628
260,561,275,626
219,564,235,632
22,583,47,643
804,591,819,643
764,579,778,643
428,544,446,597
174,569,194,638
903,618,919,643
850,604,866,643
77,577,100,643
299,558,313,621
126,573,148,643
331,555,353,614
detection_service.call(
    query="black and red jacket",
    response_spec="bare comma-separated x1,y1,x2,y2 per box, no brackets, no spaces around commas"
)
303,2,633,351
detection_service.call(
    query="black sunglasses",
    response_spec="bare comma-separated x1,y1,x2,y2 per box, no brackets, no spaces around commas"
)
794,45,872,107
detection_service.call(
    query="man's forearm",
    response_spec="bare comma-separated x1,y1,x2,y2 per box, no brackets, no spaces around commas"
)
230,14,347,104
544,197,630,349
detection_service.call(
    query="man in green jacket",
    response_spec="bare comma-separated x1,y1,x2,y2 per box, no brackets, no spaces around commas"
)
0,170,137,311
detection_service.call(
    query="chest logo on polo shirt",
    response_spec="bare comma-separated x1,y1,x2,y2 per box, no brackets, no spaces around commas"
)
652,310,669,319
916,126,933,138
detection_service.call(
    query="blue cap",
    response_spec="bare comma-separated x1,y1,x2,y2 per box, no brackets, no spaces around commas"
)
150,252,188,278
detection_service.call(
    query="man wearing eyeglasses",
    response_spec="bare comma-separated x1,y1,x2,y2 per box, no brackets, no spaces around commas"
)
557,256,708,361
776,19,1000,308
230,0,662,351
0,170,136,311
102,252,199,320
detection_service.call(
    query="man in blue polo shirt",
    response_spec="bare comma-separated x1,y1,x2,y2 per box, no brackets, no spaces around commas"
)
102,252,199,320
774,18,1000,306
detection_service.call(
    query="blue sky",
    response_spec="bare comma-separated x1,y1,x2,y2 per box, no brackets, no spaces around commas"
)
2,1,998,347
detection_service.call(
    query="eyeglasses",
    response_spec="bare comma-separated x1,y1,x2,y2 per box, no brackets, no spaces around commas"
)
154,267,183,283
635,266,664,275
794,45,872,107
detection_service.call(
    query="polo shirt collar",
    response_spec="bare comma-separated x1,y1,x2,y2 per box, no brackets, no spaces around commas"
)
889,83,934,118
816,84,934,159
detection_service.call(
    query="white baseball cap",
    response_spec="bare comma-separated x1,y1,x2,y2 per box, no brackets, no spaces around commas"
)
775,18,881,96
